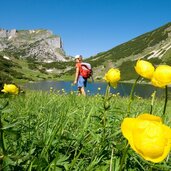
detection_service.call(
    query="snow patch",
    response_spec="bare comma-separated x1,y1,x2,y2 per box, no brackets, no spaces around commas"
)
46,69,53,73
3,55,10,60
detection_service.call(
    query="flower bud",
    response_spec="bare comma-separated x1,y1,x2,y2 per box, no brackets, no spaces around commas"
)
151,65,171,88
135,59,154,79
104,68,120,88
1,84,19,95
121,114,171,163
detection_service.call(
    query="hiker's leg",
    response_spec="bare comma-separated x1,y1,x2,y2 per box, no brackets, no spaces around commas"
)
78,87,81,96
78,87,86,96
77,76,86,96
80,87,86,96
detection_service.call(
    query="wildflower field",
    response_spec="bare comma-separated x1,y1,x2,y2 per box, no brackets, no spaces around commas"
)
0,89,170,171
1,59,171,170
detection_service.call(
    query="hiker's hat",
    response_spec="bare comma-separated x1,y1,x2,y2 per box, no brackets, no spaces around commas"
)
75,55,82,59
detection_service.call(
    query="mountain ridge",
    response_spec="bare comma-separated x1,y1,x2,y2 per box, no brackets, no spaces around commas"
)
85,22,171,81
0,29,67,62
1,22,171,83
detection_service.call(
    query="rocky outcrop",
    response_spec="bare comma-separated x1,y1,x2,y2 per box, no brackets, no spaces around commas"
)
0,29,67,62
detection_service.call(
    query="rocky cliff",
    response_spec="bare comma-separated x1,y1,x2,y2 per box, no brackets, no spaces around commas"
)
0,29,67,62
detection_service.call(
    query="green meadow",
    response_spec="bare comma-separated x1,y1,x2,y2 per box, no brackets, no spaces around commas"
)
0,88,171,171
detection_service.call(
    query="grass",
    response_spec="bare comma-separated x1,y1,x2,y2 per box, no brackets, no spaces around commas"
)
0,87,171,170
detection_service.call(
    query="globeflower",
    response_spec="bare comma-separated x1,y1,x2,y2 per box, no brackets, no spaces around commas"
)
121,114,171,163
135,59,155,79
98,87,101,91
151,65,171,88
1,84,19,95
104,68,120,87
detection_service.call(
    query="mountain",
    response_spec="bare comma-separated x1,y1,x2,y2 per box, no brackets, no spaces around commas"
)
0,29,67,62
85,22,171,81
1,22,171,83
0,29,70,83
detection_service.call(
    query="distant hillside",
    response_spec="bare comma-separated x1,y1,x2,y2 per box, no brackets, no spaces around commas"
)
85,22,171,81
0,54,74,84
1,22,171,83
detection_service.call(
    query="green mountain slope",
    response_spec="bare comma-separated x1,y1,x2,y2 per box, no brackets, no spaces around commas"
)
85,22,171,81
1,22,171,84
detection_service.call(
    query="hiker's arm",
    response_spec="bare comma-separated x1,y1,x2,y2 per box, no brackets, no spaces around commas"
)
74,67,79,84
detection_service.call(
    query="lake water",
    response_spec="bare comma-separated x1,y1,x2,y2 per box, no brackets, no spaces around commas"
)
23,80,171,98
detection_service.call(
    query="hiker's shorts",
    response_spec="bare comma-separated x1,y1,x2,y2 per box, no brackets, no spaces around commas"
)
77,75,87,88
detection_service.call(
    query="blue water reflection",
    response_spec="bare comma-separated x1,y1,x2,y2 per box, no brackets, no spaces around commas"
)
23,80,170,98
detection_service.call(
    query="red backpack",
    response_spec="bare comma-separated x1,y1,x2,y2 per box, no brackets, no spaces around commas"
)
80,62,92,78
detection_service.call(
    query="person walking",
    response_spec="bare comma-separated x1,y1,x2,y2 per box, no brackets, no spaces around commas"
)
73,55,87,96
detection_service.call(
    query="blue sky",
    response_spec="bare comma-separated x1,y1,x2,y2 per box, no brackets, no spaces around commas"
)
0,0,171,58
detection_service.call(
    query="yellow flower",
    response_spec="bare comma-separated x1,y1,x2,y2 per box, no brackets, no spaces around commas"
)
121,114,171,163
151,65,171,88
135,60,155,79
1,84,19,95
104,68,120,87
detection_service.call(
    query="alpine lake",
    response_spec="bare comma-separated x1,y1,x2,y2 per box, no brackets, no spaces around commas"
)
23,80,171,99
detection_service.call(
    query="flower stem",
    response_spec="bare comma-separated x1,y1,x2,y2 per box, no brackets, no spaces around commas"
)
102,84,110,141
109,147,114,171
150,91,156,114
127,76,140,115
0,115,6,155
162,85,168,122
119,142,129,171
0,101,9,158
105,83,110,101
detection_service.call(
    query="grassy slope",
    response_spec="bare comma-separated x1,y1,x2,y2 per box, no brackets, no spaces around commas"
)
86,22,171,81
0,91,171,170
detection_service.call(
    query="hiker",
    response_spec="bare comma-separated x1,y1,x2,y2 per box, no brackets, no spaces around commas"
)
73,55,91,96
